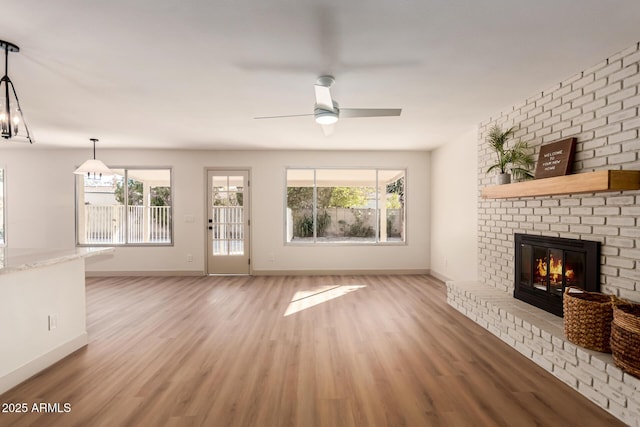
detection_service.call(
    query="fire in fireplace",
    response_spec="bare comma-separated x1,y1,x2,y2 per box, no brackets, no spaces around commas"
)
514,233,600,317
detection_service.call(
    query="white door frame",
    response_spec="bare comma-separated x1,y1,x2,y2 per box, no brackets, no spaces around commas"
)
204,168,251,275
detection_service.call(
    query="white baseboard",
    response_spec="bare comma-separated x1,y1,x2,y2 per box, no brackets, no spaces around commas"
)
252,268,430,276
86,269,431,277
86,270,204,277
0,333,88,395
428,270,450,283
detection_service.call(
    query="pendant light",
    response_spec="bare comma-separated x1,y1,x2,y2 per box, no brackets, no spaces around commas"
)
73,138,113,179
0,40,33,143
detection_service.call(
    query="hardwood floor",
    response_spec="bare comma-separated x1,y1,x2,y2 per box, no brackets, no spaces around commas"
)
0,275,625,426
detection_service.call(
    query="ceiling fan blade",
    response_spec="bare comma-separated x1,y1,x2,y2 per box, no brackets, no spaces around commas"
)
340,108,402,118
254,113,314,120
321,123,335,136
314,84,334,111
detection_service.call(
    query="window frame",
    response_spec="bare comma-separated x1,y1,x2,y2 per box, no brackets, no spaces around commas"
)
284,167,407,246
0,168,5,248
75,166,174,247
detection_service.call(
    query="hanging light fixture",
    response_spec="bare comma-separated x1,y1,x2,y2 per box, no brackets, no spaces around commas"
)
0,40,33,143
73,138,113,179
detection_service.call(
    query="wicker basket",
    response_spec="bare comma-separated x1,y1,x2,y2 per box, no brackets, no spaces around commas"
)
563,286,614,353
611,301,640,378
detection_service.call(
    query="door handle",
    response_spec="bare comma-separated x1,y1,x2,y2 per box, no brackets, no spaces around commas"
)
208,226,212,230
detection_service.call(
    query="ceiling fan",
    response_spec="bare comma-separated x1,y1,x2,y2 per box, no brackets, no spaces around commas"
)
254,76,402,135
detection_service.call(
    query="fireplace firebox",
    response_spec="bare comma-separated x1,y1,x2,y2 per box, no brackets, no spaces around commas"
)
514,233,600,317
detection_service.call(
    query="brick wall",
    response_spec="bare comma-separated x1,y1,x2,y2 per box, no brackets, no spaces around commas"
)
478,41,640,302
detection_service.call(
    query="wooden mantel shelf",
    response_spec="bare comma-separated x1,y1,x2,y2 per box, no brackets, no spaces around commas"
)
481,170,640,199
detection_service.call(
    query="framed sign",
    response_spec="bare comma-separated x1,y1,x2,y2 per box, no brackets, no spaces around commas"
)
534,137,577,179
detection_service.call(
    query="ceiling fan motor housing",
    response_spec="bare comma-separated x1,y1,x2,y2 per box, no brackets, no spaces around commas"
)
315,75,335,87
314,100,339,124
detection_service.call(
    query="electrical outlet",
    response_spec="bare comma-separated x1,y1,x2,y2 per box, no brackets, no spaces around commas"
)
187,254,193,262
48,314,58,331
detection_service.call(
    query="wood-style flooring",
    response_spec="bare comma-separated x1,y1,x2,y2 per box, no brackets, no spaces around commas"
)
0,275,625,426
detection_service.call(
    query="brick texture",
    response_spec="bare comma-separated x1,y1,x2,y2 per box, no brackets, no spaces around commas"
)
479,41,640,303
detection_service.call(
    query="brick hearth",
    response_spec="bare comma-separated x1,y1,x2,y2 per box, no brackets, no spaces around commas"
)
447,281,640,426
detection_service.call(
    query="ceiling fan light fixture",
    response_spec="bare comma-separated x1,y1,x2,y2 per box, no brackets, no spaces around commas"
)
314,109,338,125
256,76,400,135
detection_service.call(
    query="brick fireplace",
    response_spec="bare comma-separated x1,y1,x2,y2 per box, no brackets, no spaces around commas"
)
448,40,640,425
477,42,640,304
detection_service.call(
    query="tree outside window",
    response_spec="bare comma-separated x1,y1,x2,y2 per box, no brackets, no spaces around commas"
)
286,169,405,244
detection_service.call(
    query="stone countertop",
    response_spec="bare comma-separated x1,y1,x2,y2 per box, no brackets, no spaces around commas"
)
0,247,115,275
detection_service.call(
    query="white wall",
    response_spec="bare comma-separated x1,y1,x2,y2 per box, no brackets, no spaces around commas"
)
429,127,478,281
1,148,77,249
0,147,430,274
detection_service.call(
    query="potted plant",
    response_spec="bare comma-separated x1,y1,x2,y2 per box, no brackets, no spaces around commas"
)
486,125,534,184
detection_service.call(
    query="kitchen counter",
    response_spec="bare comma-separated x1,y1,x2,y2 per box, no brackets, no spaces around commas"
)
0,247,114,274
0,246,114,395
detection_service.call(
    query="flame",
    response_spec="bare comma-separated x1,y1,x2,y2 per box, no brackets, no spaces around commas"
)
536,254,574,284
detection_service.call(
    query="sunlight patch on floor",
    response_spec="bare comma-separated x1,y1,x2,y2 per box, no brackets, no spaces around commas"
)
284,284,366,316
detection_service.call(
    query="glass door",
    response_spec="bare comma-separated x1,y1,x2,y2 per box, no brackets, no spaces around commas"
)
207,170,250,274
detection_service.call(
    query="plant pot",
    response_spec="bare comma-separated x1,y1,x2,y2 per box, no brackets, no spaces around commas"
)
496,173,511,185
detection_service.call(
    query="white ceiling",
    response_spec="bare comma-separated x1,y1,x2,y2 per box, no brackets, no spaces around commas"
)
2,1,640,151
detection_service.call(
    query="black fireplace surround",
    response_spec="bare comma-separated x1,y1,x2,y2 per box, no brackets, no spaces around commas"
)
514,233,600,317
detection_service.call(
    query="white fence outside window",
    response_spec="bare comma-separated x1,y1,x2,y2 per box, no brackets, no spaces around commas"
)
83,205,171,244
211,206,244,255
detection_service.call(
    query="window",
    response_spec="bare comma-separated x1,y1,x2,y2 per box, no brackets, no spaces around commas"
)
76,168,172,246
286,168,405,244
